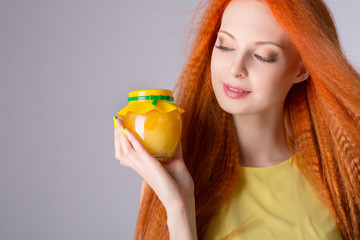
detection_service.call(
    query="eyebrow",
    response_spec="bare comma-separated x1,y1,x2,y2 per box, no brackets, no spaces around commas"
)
218,29,284,50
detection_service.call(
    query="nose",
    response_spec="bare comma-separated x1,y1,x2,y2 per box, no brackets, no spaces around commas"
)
229,53,248,78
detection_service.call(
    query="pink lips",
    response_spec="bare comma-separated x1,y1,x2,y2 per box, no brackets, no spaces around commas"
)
223,83,251,99
223,83,250,92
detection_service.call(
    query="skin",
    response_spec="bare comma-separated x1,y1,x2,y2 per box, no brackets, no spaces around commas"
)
114,118,197,239
211,0,309,167
114,0,310,239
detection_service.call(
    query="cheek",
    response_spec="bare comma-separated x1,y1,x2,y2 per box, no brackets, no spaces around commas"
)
254,64,294,100
210,53,221,85
210,52,229,83
210,50,296,98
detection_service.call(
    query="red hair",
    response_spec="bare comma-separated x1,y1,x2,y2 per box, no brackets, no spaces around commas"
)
134,0,360,239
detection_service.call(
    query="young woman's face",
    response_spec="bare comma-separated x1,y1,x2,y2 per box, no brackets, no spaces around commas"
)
211,0,305,115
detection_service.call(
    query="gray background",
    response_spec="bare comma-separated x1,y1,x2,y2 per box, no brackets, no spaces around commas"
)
1,1,359,239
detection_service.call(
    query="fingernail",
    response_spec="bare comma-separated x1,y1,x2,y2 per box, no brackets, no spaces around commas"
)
113,116,117,128
120,126,127,136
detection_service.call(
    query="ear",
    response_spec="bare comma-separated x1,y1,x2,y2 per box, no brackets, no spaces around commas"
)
293,61,310,84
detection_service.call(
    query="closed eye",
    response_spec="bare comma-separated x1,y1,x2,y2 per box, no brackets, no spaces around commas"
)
215,45,234,52
254,54,275,63
215,44,276,63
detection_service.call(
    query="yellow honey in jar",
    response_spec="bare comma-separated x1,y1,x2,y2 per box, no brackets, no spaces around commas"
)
117,89,185,161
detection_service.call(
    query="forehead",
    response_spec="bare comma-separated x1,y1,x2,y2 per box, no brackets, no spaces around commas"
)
220,0,291,47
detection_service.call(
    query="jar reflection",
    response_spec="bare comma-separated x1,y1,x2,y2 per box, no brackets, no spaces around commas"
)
123,109,182,159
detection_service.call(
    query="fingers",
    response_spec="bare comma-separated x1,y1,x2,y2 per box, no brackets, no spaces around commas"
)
116,117,133,152
114,115,128,136
114,117,135,167
113,115,123,126
119,124,163,175
114,116,154,170
114,127,131,167
113,115,194,209
124,128,147,154
115,116,150,156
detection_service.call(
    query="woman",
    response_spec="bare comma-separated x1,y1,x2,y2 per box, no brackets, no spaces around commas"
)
114,0,360,239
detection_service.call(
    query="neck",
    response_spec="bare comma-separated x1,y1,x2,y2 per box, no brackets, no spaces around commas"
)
232,105,292,167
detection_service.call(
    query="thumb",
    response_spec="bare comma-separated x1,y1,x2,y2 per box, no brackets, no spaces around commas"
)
163,142,185,171
174,141,183,159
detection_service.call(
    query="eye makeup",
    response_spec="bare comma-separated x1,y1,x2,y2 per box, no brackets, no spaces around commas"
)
215,40,278,63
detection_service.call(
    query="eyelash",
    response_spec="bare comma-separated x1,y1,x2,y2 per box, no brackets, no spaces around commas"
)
215,45,275,63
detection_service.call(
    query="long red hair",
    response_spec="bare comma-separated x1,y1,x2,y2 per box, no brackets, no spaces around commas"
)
134,0,360,239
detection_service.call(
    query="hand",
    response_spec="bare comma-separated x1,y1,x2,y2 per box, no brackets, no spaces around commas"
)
113,116,195,212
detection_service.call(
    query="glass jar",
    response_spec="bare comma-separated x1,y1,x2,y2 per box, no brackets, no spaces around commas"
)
116,89,185,161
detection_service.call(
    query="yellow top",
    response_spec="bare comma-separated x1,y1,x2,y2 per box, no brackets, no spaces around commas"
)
203,154,343,240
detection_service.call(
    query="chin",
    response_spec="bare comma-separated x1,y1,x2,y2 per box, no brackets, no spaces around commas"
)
217,98,250,115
